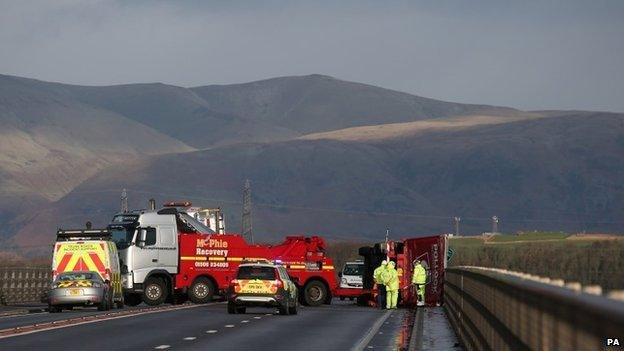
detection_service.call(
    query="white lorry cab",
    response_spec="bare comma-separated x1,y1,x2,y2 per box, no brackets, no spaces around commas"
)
339,261,364,289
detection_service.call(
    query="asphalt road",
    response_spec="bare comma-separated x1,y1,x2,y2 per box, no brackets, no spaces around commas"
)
0,300,389,351
0,304,149,330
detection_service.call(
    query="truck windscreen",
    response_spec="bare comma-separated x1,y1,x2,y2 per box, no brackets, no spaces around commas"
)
343,264,364,276
109,215,139,249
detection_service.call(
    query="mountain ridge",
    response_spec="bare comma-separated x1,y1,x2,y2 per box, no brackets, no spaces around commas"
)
1,73,622,252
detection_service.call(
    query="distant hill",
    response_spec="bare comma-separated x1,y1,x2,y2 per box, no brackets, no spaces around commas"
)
45,74,522,148
1,73,622,253
13,111,624,250
0,74,194,238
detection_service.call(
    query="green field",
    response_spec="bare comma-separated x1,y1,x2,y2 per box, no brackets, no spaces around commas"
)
487,231,569,242
449,233,624,290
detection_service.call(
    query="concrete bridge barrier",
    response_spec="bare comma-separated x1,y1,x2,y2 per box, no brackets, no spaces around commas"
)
444,266,624,351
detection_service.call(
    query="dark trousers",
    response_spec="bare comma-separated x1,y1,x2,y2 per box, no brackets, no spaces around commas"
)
377,285,386,309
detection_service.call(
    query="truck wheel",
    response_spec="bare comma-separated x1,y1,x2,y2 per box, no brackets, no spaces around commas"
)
227,302,237,314
236,306,246,314
48,305,61,313
142,277,168,306
124,293,142,306
303,281,327,306
189,277,214,304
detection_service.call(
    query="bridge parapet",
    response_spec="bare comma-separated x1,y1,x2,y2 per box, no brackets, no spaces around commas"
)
444,266,624,351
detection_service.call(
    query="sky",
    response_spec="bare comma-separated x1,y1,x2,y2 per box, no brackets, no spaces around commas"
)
1,0,623,112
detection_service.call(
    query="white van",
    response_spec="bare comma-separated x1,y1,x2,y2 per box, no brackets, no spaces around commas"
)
339,261,364,289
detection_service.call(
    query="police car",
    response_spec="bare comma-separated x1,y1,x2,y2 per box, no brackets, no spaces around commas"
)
227,260,298,315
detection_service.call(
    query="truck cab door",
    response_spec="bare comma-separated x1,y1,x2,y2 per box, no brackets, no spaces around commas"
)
132,227,159,285
157,225,178,274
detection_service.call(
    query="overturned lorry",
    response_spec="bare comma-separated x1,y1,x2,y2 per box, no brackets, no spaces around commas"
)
335,235,448,307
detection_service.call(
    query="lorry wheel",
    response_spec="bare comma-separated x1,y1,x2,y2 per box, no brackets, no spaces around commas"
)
115,297,125,309
189,277,214,304
143,277,168,306
48,305,60,313
303,281,327,306
236,306,246,314
124,293,142,306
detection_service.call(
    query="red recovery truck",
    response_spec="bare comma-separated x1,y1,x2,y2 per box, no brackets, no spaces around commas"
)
334,235,448,307
109,202,337,306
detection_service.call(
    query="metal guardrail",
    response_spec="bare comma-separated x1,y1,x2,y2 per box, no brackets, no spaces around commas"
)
444,266,624,351
0,267,50,305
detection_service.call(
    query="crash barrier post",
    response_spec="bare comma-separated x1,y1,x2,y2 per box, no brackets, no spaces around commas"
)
0,267,50,305
444,266,624,351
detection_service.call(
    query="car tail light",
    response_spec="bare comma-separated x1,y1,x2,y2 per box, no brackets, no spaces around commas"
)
271,279,283,293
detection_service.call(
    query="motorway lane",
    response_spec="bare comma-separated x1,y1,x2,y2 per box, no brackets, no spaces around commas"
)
0,300,387,351
0,304,152,330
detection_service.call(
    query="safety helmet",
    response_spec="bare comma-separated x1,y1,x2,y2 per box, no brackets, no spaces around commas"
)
389,261,396,267
381,260,388,265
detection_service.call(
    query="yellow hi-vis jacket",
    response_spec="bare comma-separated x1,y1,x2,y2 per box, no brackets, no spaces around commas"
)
379,265,392,285
412,263,427,284
386,266,399,291
373,265,385,284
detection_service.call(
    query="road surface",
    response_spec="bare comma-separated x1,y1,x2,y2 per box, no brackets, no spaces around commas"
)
0,300,391,351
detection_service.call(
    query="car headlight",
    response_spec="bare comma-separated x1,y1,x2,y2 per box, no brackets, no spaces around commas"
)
50,283,58,289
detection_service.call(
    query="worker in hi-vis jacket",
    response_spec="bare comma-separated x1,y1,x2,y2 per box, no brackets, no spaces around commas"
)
373,260,388,309
412,260,427,306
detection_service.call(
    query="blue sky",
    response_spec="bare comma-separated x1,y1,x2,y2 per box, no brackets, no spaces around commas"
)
1,0,623,112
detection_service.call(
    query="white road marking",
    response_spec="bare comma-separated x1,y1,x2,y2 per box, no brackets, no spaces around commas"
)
240,320,249,323
224,324,235,328
183,337,196,341
206,330,218,334
350,310,392,351
264,313,272,316
253,316,262,319
154,345,170,349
